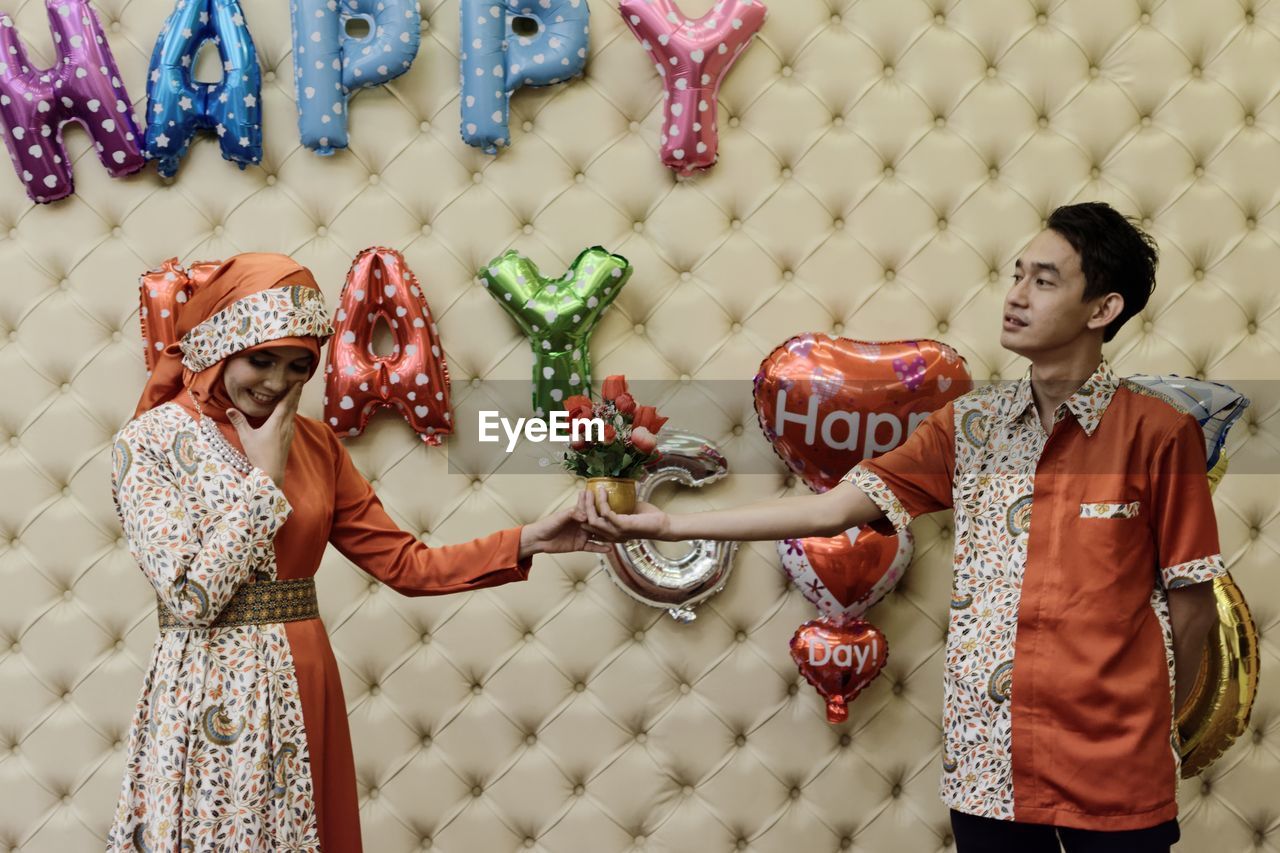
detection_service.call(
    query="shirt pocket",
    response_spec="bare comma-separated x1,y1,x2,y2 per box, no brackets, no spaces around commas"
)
1079,500,1141,520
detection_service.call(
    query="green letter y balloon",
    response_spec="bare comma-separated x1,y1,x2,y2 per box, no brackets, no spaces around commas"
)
479,246,632,416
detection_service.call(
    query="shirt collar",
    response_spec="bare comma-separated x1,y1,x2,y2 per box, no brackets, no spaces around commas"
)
1003,359,1119,437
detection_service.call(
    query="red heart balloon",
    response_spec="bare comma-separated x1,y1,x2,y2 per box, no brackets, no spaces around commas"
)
778,526,913,622
790,617,889,723
754,336,972,492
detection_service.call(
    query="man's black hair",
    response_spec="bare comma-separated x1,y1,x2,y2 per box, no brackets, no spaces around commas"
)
1045,202,1159,342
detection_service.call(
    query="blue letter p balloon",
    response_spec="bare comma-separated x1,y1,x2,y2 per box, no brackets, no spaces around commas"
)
291,0,421,155
144,0,262,177
459,0,589,153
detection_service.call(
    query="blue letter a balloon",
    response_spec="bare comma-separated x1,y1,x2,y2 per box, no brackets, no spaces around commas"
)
460,0,589,153
291,0,421,155
144,0,261,177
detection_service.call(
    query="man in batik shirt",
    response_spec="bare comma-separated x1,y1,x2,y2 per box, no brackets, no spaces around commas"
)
580,202,1223,853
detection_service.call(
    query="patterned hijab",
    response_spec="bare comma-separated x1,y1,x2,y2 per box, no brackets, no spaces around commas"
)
133,253,334,423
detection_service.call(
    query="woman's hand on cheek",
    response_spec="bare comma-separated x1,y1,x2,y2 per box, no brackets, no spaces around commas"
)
227,382,304,487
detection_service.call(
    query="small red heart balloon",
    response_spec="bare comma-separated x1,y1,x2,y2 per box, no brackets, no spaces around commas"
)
778,526,913,623
790,617,889,723
754,335,972,492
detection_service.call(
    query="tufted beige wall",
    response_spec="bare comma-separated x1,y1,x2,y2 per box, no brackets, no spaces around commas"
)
0,0,1277,850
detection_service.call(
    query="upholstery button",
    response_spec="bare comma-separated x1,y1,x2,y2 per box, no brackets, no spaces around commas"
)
1194,268,1205,280
735,839,747,850
8,643,17,654
883,65,894,78
892,682,904,695
832,322,844,335
1091,167,1101,178
60,383,71,393
264,71,276,82
632,221,644,233
840,838,853,850
61,486,70,497
780,65,793,77
1036,12,1047,24
782,270,795,282
109,20,120,32
368,581,378,594
574,172,585,183
368,174,380,185
937,321,949,333
634,835,645,845
832,115,844,127
523,838,535,848
471,683,482,695
680,271,692,282
730,218,742,230
472,478,483,491
419,121,431,132
633,324,645,335
523,631,534,642
421,734,432,747
1191,65,1203,77
885,268,896,281
472,785,483,797
522,121,533,132
1246,217,1257,229
934,116,946,128
421,224,432,236
833,218,845,230
789,786,801,799
420,18,429,33
1140,115,1152,127
1089,65,1099,77
728,117,740,128
62,589,73,601
883,165,894,178
1248,422,1258,435
573,784,585,796
1248,322,1257,335
1194,165,1205,177
988,166,999,179
1142,217,1153,228
830,13,841,24
574,580,586,592
1249,526,1259,539
59,278,70,291
114,640,124,651
522,224,533,234
1143,321,1153,333
732,425,744,436
316,226,328,237
61,794,71,805
681,784,693,795
472,172,483,184
629,120,640,132
213,225,224,236
787,681,799,695
633,630,645,642
1037,116,1049,128
61,691,72,702
891,783,902,797
735,630,747,642
989,269,1000,283
421,837,433,849
1253,729,1263,744
112,226,122,237
7,228,16,239
839,733,851,747
635,731,647,743
678,682,691,695
1245,113,1255,125
113,739,123,750
937,218,948,231
368,787,379,799
1140,12,1151,23
784,476,796,488
735,734,747,747
369,684,380,696
1201,780,1211,795
730,322,742,334
574,681,585,693
266,175,277,186
942,525,953,537
986,65,996,78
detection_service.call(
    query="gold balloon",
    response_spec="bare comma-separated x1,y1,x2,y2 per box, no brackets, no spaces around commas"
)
1175,460,1261,777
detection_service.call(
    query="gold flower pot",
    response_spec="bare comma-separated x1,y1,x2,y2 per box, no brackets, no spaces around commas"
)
585,477,637,514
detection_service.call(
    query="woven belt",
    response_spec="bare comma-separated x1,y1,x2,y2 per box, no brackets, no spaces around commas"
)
157,578,319,631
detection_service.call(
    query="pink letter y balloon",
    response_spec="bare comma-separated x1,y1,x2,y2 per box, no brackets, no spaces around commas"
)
0,0,144,203
619,0,766,174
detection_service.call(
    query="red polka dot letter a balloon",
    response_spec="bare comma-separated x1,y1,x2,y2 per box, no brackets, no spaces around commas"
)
323,248,451,444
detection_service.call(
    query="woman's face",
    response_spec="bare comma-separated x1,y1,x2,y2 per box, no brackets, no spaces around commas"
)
222,346,315,418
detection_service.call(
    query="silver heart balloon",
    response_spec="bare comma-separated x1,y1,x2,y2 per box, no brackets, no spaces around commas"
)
602,430,738,622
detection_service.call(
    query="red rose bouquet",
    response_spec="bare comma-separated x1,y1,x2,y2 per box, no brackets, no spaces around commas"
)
562,375,668,511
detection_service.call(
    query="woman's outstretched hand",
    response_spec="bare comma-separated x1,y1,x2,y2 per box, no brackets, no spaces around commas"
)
226,382,303,487
579,486,671,543
519,494,616,559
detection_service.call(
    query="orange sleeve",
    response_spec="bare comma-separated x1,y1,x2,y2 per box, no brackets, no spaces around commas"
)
327,435,532,596
840,402,956,536
1150,413,1226,588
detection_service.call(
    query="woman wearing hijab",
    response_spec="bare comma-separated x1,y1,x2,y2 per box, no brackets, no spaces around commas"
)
106,253,606,851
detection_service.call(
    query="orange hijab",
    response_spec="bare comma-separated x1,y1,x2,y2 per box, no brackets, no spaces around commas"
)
134,253,328,423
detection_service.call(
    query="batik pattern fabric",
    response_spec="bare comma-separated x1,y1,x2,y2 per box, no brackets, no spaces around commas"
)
842,360,1227,829
179,286,333,372
106,402,319,851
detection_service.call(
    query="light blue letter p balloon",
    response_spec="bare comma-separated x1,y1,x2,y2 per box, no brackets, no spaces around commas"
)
291,0,421,155
459,0,589,154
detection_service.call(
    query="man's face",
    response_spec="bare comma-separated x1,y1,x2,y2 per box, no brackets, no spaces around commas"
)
1001,229,1115,357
